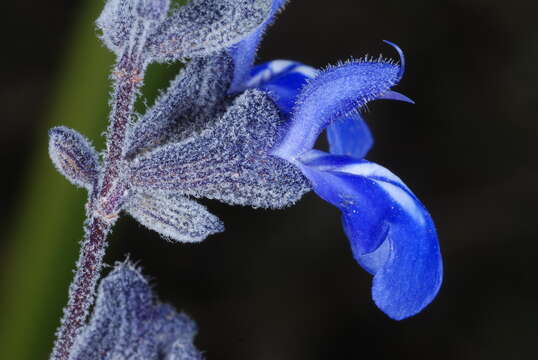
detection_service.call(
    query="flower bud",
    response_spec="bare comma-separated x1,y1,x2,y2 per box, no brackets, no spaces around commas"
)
48,126,100,189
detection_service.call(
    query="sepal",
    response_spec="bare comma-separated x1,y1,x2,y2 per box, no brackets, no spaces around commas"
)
125,53,233,158
48,126,100,190
145,0,272,62
96,0,170,55
129,89,310,209
136,0,170,21
96,0,135,53
69,261,202,360
126,191,224,242
166,339,203,360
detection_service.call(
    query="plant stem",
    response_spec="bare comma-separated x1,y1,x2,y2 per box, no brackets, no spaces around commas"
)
49,216,111,360
50,52,144,360
98,53,144,218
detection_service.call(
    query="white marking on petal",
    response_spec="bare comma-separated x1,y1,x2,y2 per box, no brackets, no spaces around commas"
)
375,181,425,226
293,65,318,78
337,162,404,186
244,60,295,88
269,59,296,73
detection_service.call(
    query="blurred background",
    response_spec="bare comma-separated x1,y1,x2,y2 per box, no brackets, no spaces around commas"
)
1,0,537,359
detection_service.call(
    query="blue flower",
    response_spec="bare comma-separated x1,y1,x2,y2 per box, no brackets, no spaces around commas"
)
51,0,443,321
227,1,443,320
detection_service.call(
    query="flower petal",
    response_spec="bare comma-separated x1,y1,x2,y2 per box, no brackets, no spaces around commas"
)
146,0,272,62
130,89,310,209
271,59,401,160
299,150,442,319
326,112,373,159
245,61,317,115
299,151,392,254
126,191,224,242
243,62,375,158
370,198,442,320
227,0,289,93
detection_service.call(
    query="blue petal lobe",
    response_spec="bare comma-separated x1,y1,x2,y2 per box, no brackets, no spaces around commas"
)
272,60,401,160
258,71,312,115
298,150,443,319
354,236,391,275
326,112,374,159
244,60,317,115
299,151,393,255
371,200,442,320
228,0,288,93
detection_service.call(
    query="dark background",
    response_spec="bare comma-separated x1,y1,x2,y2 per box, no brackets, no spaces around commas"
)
1,0,537,359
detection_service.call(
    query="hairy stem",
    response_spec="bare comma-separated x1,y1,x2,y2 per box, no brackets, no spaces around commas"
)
98,53,144,217
50,52,145,360
49,216,111,360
